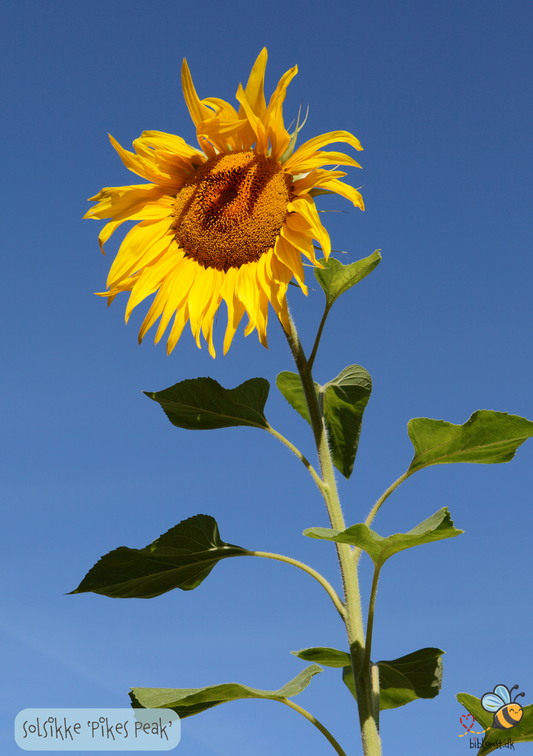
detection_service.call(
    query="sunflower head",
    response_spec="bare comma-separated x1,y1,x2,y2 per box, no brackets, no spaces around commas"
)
85,49,364,357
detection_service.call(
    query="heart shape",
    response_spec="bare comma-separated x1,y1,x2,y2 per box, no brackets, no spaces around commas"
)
460,714,475,732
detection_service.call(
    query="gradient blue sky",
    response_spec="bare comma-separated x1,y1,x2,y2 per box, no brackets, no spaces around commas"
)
2,1,532,755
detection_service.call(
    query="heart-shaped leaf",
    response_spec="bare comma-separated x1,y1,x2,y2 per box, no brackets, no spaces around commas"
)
408,411,533,473
314,251,381,309
291,647,351,668
322,365,372,478
457,693,533,753
130,665,323,718
276,371,318,425
304,508,462,567
145,377,270,431
276,365,372,479
343,648,444,710
70,515,249,598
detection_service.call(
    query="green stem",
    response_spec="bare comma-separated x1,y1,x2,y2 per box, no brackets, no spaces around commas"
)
278,698,349,756
307,305,330,371
363,565,382,675
266,424,326,495
282,314,382,756
353,469,411,567
250,550,346,620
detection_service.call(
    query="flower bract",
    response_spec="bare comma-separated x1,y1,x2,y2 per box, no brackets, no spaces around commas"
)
85,49,364,356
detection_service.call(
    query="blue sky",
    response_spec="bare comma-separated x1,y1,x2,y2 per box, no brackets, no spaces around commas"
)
2,1,532,754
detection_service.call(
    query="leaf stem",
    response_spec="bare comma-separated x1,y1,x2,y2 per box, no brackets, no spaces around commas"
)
363,565,382,675
278,697,349,756
250,550,346,620
353,470,411,567
266,424,326,495
307,305,330,371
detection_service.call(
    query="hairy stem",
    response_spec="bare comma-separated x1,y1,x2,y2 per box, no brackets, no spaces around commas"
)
250,550,346,620
282,314,382,756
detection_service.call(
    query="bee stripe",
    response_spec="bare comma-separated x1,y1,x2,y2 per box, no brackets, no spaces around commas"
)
494,705,522,729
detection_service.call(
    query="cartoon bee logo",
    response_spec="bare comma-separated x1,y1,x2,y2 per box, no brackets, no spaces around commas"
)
481,684,525,730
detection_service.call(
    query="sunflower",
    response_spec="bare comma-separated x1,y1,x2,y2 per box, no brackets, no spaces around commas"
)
85,49,364,357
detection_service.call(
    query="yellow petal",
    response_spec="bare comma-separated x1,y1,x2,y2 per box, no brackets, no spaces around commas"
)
153,258,198,343
280,223,320,265
268,254,292,330
264,66,298,160
201,269,225,358
188,266,222,348
166,302,190,355
85,183,172,222
138,256,197,343
108,135,177,190
106,219,173,290
235,84,269,154
97,220,125,254
137,131,203,160
239,48,268,120
286,130,363,172
202,97,240,120
274,236,308,294
221,267,246,354
315,177,365,210
153,270,190,343
289,150,362,173
287,197,331,258
125,246,184,322
284,211,313,234
181,59,215,127
292,169,347,194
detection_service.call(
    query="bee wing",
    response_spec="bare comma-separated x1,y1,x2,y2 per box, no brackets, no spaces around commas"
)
481,693,505,712
494,685,511,704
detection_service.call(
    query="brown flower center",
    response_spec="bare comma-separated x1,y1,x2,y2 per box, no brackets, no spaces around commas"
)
172,151,292,272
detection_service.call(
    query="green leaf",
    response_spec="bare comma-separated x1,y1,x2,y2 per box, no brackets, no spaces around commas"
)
343,648,444,710
314,251,381,309
322,365,372,478
276,371,318,425
70,515,249,598
130,665,323,718
408,411,533,473
304,508,462,568
457,693,533,753
145,377,270,431
291,647,351,668
276,365,372,479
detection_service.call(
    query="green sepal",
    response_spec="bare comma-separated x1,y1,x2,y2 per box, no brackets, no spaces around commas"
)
130,665,323,718
343,648,444,710
457,693,533,753
279,104,307,164
314,251,381,309
145,377,270,431
276,365,372,479
408,410,533,473
303,507,462,568
69,514,249,598
291,647,351,668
